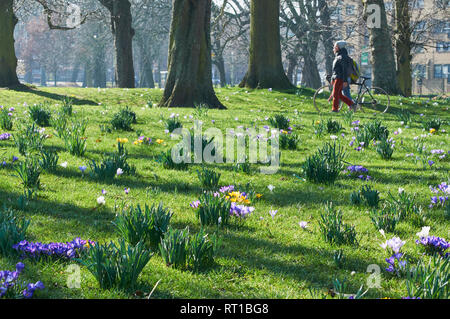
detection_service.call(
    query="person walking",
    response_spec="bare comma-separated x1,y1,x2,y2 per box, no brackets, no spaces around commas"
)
328,41,356,112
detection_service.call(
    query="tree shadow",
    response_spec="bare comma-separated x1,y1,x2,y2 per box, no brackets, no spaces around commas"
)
9,85,97,106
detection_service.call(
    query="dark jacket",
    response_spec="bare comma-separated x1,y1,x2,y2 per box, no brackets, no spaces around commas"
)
332,48,351,81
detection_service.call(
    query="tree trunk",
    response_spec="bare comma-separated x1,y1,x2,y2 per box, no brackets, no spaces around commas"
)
93,48,106,88
286,54,297,85
318,0,334,76
71,63,80,82
395,0,412,97
213,55,227,87
240,0,293,90
138,42,155,88
0,0,19,87
40,67,47,86
100,0,135,88
159,0,224,109
301,54,321,89
364,0,399,94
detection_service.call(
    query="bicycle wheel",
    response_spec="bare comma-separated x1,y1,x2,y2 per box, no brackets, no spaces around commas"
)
359,87,390,114
313,84,334,114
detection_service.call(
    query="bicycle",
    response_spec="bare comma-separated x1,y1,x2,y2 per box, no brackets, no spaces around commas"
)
313,76,390,114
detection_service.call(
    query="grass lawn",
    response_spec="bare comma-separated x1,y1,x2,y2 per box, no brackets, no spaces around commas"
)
0,86,448,299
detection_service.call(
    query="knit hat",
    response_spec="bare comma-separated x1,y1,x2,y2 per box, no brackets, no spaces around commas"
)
335,40,347,49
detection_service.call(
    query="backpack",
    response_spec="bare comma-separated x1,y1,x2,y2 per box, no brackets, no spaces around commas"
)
347,58,360,84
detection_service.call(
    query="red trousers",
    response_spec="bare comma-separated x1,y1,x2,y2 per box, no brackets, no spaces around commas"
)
331,78,353,111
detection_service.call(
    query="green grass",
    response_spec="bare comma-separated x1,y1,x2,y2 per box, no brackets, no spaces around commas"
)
0,86,449,299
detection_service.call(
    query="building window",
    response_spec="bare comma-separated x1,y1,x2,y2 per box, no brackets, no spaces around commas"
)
346,5,355,15
412,0,425,9
434,64,450,82
436,42,450,52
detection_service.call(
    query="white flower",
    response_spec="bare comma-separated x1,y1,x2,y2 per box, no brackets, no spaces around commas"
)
299,221,308,229
416,226,430,238
330,135,338,140
97,196,106,205
267,184,275,192
60,161,68,168
116,168,123,176
218,217,222,225
398,187,404,194
380,237,406,253
379,229,386,238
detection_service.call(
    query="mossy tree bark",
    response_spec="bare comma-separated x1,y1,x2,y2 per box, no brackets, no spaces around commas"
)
0,0,19,87
363,0,399,95
100,0,135,88
395,0,412,97
239,0,294,90
159,0,224,109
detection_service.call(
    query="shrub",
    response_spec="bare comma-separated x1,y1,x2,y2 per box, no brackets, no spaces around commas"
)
279,132,299,150
376,138,395,160
386,190,417,220
157,150,189,171
194,192,231,227
333,249,344,268
370,206,400,232
39,149,59,172
188,229,215,272
60,96,73,116
0,108,13,130
113,203,173,250
269,114,290,130
312,120,325,137
421,117,443,132
233,161,252,174
395,109,411,125
159,227,189,269
165,116,182,133
90,142,136,180
0,206,30,256
326,119,343,134
111,106,136,131
197,167,221,189
360,185,380,208
77,240,152,291
51,114,68,138
406,255,449,299
318,202,357,246
193,103,209,118
350,191,362,206
28,103,51,127
302,142,345,184
62,119,88,156
13,124,45,155
354,127,372,147
14,157,41,196
365,119,389,141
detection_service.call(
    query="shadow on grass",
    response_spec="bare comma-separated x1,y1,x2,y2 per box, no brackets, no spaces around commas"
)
9,85,98,106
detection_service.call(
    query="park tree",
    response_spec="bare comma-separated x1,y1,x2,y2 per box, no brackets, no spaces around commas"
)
99,0,135,88
0,0,20,87
211,0,250,87
363,0,399,94
239,0,294,90
159,0,224,109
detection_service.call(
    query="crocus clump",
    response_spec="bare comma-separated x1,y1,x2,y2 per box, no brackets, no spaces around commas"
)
416,236,449,257
343,165,371,181
381,236,407,276
0,262,44,299
13,237,94,260
429,182,449,208
0,133,11,140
